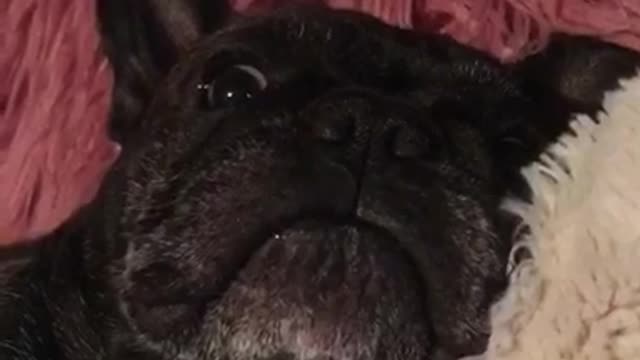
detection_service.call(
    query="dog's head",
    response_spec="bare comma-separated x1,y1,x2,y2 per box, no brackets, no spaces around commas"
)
88,1,640,359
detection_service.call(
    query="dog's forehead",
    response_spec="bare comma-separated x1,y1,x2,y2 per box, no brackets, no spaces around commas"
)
186,7,425,72
222,7,394,46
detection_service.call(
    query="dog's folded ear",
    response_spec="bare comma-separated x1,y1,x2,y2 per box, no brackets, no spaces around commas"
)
96,0,231,143
515,35,640,117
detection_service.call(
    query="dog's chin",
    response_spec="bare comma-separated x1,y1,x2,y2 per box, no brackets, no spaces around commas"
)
205,219,433,359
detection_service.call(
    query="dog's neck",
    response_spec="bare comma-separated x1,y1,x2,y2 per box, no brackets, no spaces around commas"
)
0,218,116,359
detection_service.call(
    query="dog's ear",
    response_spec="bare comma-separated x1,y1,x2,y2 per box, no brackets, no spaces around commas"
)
515,35,640,118
96,0,231,143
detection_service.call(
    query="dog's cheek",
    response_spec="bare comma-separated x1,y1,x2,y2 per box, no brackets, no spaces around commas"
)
110,139,288,339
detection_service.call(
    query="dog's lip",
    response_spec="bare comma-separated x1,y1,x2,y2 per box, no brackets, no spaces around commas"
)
250,214,427,279
237,215,431,307
212,217,434,358
267,216,398,242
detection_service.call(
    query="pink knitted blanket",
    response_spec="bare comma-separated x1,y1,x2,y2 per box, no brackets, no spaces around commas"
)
2,0,640,245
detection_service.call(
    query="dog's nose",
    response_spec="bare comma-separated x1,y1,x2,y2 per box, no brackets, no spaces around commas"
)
300,94,439,168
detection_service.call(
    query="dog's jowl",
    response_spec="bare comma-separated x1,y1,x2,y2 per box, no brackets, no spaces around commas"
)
1,1,639,360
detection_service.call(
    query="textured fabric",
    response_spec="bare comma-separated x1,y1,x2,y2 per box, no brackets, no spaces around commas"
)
2,0,640,246
481,71,640,360
232,0,640,62
0,0,119,245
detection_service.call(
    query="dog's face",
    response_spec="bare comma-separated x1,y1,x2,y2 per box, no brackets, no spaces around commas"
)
2,1,638,360
92,2,640,360
98,5,542,359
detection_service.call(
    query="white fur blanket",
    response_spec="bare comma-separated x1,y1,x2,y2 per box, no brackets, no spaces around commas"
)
467,71,640,360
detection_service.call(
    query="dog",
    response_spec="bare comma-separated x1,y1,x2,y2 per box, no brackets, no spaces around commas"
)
1,1,638,359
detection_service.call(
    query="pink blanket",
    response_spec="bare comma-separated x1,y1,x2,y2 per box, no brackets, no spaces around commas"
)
2,0,640,245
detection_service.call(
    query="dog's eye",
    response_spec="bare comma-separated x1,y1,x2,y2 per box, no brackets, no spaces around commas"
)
198,64,268,109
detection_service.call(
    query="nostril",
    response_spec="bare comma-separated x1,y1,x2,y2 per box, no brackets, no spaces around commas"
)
310,114,355,143
389,125,428,159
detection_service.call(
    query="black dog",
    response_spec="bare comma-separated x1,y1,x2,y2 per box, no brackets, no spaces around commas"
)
1,1,638,359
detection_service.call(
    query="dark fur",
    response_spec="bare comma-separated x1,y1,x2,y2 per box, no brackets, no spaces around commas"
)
1,1,638,359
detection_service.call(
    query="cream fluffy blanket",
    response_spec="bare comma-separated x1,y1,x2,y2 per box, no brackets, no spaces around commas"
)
468,71,640,360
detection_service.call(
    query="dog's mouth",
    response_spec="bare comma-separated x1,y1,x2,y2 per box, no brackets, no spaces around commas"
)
123,174,501,359
205,218,435,359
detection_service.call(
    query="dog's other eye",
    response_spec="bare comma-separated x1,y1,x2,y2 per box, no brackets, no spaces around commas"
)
198,64,268,109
